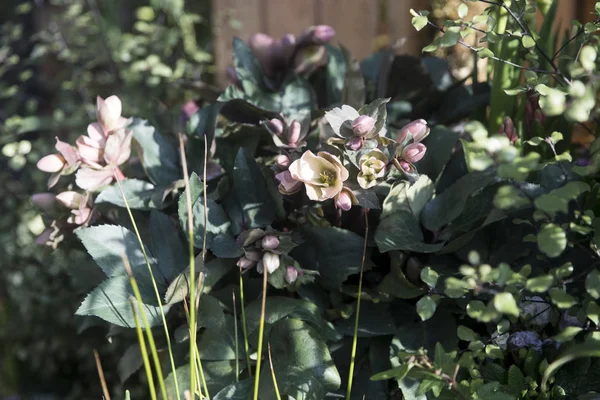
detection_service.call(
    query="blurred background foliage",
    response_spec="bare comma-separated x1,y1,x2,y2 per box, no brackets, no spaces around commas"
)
0,0,213,397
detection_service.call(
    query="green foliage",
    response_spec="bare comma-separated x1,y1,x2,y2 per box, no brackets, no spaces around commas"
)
18,0,600,399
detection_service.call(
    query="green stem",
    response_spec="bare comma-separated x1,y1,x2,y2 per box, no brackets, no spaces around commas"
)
253,269,269,400
240,271,253,376
131,300,157,400
115,173,180,400
345,210,369,400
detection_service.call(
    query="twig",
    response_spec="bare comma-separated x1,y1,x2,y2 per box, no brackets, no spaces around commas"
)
93,350,111,400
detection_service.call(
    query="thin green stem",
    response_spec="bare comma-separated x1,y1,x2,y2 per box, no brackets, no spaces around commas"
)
233,291,240,382
253,268,269,400
345,210,369,400
114,172,180,400
240,270,253,376
131,299,157,400
122,256,168,400
179,134,198,396
268,343,282,400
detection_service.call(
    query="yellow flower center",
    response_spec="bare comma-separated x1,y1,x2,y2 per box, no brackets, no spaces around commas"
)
320,170,335,187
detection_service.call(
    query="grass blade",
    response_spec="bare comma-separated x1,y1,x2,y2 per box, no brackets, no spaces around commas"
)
253,268,269,400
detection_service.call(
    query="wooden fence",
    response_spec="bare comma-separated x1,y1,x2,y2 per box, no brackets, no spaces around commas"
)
212,0,597,86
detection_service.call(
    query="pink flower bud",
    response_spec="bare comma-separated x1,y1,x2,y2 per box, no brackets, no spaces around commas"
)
399,161,412,172
287,120,302,145
275,154,291,168
285,266,299,284
37,154,65,173
346,136,363,151
499,116,518,144
280,34,297,63
396,119,429,144
334,189,354,211
181,100,199,124
402,143,427,163
275,170,302,195
237,256,256,269
31,193,56,211
245,250,262,262
300,25,335,45
261,235,280,250
262,252,280,274
56,191,84,209
351,115,375,137
226,66,240,86
265,118,285,136
249,33,275,75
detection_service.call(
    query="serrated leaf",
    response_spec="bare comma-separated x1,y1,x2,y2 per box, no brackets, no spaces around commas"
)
76,275,168,327
76,225,157,278
258,319,341,400
95,179,165,210
232,148,276,228
131,118,180,186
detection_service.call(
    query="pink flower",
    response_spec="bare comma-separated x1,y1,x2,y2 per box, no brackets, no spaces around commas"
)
334,187,358,211
96,95,128,133
351,115,376,137
75,167,115,192
37,138,80,188
396,119,430,144
275,170,303,195
285,266,299,284
288,150,349,201
103,129,133,166
402,143,427,163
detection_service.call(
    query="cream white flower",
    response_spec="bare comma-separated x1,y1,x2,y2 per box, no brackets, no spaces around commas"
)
357,149,388,189
288,150,349,201
96,95,128,133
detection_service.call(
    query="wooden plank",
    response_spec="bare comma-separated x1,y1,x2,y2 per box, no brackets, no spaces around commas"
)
212,0,263,86
387,0,428,55
264,0,317,39
319,0,378,60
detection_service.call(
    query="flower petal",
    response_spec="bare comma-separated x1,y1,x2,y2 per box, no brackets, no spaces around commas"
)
75,167,114,191
55,138,79,166
37,154,65,173
56,191,84,209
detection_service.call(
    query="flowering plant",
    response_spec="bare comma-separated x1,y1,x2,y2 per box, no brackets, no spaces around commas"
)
32,3,600,399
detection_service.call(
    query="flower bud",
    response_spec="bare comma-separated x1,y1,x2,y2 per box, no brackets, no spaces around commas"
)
351,115,375,137
300,25,335,45
181,100,199,125
276,170,302,195
401,143,427,163
275,154,291,168
31,193,57,212
398,160,412,172
265,118,285,136
499,116,518,144
249,33,275,75
262,252,280,274
226,66,240,86
334,188,357,211
346,136,363,151
396,119,429,144
56,191,84,209
287,120,302,145
237,256,256,269
285,266,299,284
261,235,280,250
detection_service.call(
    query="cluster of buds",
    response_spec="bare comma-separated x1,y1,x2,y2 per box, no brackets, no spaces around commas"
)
276,150,357,211
394,119,430,174
37,95,131,192
235,229,299,283
264,114,310,150
345,115,378,150
33,95,131,246
228,25,335,88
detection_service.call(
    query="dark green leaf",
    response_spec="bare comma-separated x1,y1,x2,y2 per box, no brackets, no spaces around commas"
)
95,179,165,210
131,118,180,186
